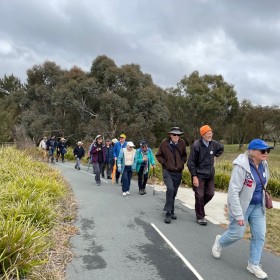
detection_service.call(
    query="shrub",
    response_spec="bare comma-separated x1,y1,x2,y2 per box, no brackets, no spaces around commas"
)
0,213,49,279
0,147,70,278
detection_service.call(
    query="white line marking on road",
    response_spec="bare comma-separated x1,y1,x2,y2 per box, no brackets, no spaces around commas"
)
151,223,204,280
58,164,108,183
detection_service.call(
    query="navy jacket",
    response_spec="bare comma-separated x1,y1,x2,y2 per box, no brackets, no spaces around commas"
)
187,138,224,179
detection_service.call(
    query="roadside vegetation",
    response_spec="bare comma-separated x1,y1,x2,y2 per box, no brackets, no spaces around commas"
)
0,147,76,279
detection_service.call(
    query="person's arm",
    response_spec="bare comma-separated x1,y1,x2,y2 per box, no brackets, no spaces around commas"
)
228,165,246,222
187,145,197,177
149,149,156,167
155,142,166,166
117,149,124,172
215,141,224,157
187,144,199,187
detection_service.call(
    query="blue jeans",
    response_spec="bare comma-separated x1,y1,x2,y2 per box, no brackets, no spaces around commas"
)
122,166,132,192
219,203,266,265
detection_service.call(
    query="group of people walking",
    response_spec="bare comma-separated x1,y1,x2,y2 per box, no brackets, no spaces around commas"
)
39,124,273,279
156,125,272,280
38,136,68,163
81,133,156,195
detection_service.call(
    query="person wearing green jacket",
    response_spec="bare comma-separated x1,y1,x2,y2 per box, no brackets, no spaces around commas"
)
133,141,156,195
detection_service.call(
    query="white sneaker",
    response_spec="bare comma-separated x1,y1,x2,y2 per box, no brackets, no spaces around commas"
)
122,192,126,196
126,191,130,195
212,235,222,258
247,262,267,279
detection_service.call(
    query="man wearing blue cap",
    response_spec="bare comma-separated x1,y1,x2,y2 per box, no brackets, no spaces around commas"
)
212,139,273,279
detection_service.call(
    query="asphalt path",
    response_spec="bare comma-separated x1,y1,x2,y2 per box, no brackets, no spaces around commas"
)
54,162,280,280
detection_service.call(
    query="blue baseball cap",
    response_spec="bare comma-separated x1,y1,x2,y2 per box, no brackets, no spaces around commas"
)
248,139,274,150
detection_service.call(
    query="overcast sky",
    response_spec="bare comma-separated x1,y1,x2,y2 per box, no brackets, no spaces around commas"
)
1,0,279,106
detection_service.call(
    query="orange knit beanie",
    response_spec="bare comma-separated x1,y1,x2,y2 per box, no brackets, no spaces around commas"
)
200,125,212,136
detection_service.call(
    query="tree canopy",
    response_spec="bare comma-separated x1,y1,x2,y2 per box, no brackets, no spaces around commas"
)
1,55,279,148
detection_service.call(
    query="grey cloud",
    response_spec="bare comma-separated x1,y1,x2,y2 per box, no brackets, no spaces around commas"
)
0,0,280,106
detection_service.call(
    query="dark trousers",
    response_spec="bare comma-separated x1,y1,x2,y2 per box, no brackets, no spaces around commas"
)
103,162,112,178
93,162,105,184
138,166,148,190
122,166,132,192
192,177,215,219
163,169,182,214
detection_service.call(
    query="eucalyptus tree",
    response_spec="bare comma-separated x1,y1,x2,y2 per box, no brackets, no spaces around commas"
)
0,74,22,98
0,74,24,142
22,61,66,142
169,71,239,144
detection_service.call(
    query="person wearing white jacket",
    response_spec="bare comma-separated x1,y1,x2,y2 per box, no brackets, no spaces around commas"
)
212,139,273,280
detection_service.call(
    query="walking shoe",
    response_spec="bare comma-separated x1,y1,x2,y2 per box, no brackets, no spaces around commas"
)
116,180,119,184
126,191,130,195
143,189,147,194
122,192,126,196
247,262,268,279
139,189,144,195
197,218,207,225
165,213,171,224
107,176,112,179
212,235,222,258
171,212,177,220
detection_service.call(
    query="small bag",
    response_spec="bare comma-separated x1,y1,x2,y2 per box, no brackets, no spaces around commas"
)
264,190,273,209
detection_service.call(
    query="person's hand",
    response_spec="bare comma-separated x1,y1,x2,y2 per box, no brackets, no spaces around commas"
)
118,168,122,173
237,219,245,226
75,155,77,157
193,176,199,187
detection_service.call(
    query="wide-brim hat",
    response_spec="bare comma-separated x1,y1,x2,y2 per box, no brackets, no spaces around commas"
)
168,127,183,135
95,134,103,140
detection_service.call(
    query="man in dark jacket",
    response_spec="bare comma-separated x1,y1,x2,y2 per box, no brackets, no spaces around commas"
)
73,141,85,170
156,127,187,224
187,125,224,225
46,135,57,164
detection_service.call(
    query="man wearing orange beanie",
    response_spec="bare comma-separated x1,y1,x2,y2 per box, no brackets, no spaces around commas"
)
187,125,224,225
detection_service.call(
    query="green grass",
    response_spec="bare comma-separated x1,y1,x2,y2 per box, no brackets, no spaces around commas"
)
0,147,74,279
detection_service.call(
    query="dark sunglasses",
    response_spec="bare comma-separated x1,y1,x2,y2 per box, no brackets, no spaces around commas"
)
172,134,180,137
119,137,124,139
257,149,270,154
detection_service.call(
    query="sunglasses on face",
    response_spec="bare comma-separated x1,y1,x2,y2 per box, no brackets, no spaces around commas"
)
257,149,270,154
119,137,124,139
172,134,180,137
